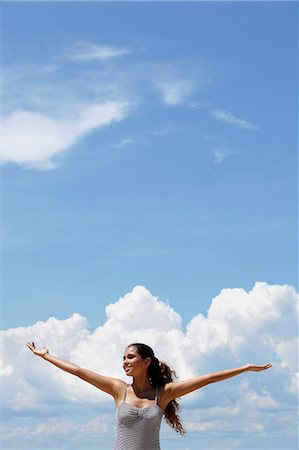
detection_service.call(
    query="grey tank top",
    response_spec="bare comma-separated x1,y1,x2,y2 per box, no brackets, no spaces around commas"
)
113,384,164,450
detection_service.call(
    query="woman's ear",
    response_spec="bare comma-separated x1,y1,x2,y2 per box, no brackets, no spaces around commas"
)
146,357,152,367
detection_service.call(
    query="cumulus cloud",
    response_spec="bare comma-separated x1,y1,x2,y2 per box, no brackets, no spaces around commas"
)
1,414,113,450
1,283,298,447
2,283,297,411
2,101,130,170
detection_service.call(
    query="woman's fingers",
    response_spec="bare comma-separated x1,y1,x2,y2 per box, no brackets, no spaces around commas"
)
251,363,272,371
259,363,272,370
26,341,49,357
26,342,40,353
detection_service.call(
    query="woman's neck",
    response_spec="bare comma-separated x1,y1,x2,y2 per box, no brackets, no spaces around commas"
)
132,377,153,394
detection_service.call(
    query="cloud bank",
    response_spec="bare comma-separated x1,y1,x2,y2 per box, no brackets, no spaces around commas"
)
2,282,298,409
1,282,298,448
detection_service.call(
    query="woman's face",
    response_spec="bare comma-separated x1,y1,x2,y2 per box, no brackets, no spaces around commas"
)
123,346,151,377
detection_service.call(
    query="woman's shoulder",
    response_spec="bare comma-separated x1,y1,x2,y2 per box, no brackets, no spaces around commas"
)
156,382,176,409
113,378,127,390
112,379,128,403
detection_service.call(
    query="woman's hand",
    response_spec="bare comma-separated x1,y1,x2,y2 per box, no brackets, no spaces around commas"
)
245,363,272,372
26,341,49,358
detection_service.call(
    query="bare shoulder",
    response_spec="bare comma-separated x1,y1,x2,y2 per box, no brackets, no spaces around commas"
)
157,382,177,410
158,376,209,408
112,378,127,402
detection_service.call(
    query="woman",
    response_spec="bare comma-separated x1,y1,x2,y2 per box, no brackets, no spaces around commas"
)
26,341,272,450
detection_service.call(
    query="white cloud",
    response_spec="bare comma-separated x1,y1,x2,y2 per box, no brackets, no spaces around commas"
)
1,282,298,447
1,414,113,450
2,282,298,408
112,137,149,149
190,102,257,130
0,363,14,377
2,101,130,170
112,138,135,148
211,146,239,163
157,80,196,106
105,285,182,332
31,415,109,436
68,41,132,61
2,44,212,171
210,107,257,130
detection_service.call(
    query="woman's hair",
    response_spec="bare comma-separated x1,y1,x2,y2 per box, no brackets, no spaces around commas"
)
127,342,186,435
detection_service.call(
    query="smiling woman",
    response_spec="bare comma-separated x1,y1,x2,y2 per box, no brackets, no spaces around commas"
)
122,343,185,437
26,341,271,450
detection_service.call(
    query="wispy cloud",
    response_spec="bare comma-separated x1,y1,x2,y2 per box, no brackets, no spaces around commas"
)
211,146,239,164
111,138,135,149
2,101,130,170
190,102,257,130
4,43,206,171
2,39,136,171
211,107,257,130
111,137,148,149
157,79,196,106
150,60,208,107
68,41,132,61
2,37,254,172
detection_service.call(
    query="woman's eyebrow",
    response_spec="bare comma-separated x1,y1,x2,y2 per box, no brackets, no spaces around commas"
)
123,352,135,359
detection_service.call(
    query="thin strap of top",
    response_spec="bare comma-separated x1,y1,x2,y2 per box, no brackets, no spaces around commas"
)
123,384,128,401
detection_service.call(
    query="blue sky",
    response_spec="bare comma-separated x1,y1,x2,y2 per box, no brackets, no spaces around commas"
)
1,2,298,450
2,1,297,330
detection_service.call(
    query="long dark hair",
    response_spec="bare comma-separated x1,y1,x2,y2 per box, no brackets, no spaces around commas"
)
128,342,186,435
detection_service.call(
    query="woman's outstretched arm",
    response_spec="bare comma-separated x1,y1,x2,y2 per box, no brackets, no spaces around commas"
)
26,341,124,399
162,363,272,405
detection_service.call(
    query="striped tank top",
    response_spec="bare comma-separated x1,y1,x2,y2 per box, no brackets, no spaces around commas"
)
113,384,164,450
